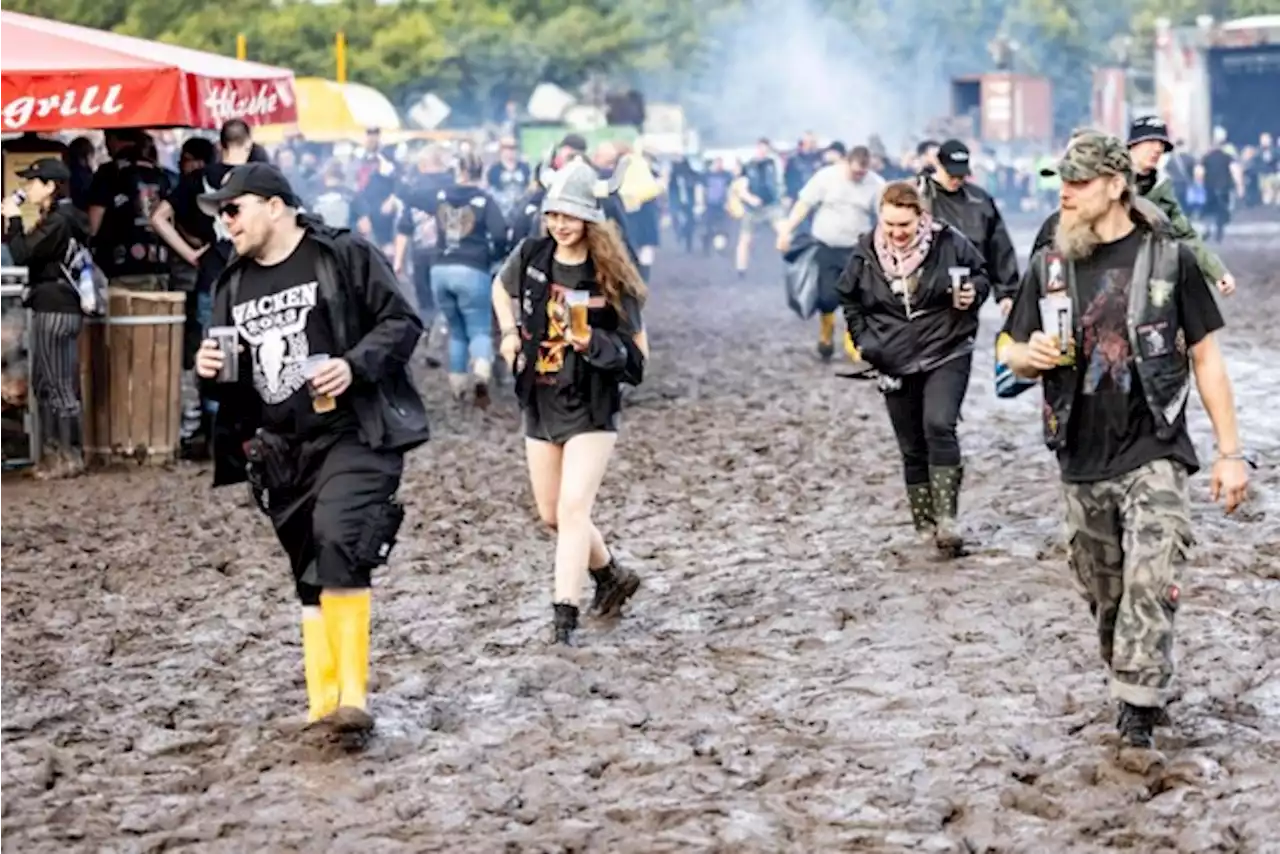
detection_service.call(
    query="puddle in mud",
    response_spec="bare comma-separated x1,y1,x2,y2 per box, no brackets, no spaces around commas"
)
3,235,1279,852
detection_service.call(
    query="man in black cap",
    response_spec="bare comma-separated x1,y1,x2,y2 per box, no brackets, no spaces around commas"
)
919,139,1020,314
1032,118,1234,296
192,163,428,737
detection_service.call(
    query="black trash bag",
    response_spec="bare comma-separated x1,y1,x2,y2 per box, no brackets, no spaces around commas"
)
783,233,822,320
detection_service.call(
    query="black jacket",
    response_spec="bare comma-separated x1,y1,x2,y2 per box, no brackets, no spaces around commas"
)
205,217,429,487
919,176,1019,302
836,222,990,377
5,200,91,314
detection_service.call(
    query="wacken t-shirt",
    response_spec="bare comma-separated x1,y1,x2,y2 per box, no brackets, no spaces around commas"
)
231,238,358,438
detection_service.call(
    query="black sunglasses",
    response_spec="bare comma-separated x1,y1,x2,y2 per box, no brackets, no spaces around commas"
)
218,202,241,218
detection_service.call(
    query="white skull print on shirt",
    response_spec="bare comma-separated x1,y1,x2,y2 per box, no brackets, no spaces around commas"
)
234,279,319,404
230,240,335,419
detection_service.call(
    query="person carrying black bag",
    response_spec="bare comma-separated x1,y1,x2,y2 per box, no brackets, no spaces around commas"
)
836,180,990,556
3,158,94,479
193,164,428,736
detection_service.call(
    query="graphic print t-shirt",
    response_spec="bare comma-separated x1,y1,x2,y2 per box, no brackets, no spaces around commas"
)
499,252,643,431
232,239,357,438
1004,227,1223,482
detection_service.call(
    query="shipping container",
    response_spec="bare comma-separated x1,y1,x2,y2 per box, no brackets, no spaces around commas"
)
950,73,1053,144
1155,15,1280,153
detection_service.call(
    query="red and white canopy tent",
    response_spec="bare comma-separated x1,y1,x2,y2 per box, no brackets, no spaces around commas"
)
0,11,297,133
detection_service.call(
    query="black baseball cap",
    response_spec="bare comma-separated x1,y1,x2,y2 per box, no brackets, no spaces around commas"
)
198,163,300,216
16,158,71,182
825,141,847,157
1128,115,1174,152
937,139,972,177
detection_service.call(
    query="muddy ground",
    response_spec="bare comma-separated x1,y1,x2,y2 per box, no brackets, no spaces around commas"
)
3,220,1279,853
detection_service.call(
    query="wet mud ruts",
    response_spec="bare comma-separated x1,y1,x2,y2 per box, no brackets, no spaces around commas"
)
3,230,1279,852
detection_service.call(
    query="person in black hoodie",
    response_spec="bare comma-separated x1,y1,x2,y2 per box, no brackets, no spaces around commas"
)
3,158,92,479
918,140,1019,315
837,180,990,557
491,158,647,646
193,163,428,736
421,153,508,405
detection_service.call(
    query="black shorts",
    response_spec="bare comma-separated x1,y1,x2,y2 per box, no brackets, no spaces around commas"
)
267,434,405,605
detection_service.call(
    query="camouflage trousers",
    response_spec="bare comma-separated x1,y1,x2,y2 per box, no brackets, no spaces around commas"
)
1063,459,1193,707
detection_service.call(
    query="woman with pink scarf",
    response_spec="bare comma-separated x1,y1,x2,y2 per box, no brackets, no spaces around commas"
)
836,181,989,557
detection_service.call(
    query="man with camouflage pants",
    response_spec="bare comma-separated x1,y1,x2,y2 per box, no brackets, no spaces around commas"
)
1001,132,1249,749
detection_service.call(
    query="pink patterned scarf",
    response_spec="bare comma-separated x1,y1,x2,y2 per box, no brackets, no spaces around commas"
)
874,212,935,281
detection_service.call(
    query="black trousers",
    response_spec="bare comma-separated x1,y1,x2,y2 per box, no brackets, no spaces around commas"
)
267,434,405,606
30,311,83,449
882,354,971,485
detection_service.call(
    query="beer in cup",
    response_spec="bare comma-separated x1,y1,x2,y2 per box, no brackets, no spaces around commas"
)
1038,293,1075,367
565,290,591,341
302,354,337,413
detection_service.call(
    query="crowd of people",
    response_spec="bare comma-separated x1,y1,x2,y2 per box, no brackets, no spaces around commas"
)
1,107,1261,752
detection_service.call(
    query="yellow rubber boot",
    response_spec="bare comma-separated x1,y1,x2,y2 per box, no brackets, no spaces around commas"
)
818,312,835,346
320,589,374,733
844,331,861,362
301,609,339,723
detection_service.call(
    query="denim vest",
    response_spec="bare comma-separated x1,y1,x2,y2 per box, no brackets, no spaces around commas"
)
1039,229,1190,450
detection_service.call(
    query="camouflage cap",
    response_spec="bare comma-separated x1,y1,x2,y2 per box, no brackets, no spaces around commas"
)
1038,131,1133,182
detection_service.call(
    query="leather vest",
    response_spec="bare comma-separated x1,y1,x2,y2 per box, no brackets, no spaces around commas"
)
1039,229,1190,450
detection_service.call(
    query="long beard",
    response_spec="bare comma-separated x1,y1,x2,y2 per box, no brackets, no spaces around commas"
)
1054,210,1101,261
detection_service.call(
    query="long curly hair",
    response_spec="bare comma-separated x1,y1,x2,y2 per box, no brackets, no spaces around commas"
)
584,219,647,318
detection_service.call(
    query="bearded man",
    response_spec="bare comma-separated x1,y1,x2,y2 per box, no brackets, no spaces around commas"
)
999,132,1249,750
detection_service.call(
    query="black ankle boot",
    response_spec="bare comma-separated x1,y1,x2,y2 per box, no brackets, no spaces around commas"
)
552,603,579,645
589,559,641,617
1117,701,1160,749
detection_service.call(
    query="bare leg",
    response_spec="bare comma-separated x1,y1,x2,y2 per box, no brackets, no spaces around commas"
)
552,432,618,605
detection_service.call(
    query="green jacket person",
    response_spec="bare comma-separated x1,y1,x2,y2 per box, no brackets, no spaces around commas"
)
1032,118,1234,296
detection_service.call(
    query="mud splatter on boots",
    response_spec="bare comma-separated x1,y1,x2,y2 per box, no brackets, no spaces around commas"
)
930,465,965,556
1117,702,1160,749
58,414,85,478
589,557,642,617
320,590,374,734
301,608,339,724
906,483,936,543
552,603,580,645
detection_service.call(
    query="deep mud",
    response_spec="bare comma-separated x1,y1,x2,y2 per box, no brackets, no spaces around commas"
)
3,223,1279,853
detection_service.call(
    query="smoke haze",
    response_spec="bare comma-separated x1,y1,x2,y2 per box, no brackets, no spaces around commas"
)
678,0,969,153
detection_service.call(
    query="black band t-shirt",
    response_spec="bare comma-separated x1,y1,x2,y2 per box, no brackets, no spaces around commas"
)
232,238,358,439
1003,226,1223,482
499,252,643,440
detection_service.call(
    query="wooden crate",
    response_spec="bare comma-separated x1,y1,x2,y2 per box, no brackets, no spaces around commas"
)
80,289,185,466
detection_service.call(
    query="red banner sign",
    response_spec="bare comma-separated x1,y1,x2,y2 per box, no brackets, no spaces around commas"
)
1,72,296,132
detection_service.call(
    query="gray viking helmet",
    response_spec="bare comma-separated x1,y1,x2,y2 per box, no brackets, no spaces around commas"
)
538,154,628,223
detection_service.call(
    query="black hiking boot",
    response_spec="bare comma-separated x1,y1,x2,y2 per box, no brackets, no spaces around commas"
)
552,603,579,646
589,559,641,617
817,341,835,362
1117,701,1160,749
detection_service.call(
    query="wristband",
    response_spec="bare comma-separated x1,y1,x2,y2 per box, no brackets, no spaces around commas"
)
501,327,519,338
